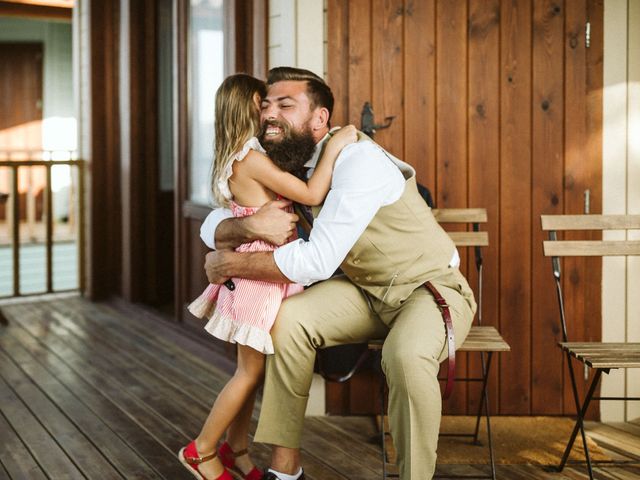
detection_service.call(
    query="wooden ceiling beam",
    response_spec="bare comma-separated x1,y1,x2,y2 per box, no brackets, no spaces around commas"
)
0,1,72,21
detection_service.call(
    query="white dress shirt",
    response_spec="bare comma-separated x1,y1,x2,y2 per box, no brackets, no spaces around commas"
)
199,135,459,285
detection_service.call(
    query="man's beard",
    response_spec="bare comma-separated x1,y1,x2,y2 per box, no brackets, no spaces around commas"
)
260,120,317,179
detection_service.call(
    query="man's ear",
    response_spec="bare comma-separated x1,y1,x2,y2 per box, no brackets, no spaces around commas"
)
311,107,330,131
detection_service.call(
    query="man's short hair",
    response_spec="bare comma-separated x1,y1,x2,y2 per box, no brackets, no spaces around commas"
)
267,67,334,121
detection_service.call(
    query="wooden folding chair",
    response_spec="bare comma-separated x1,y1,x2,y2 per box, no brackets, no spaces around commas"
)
369,208,510,480
541,214,640,480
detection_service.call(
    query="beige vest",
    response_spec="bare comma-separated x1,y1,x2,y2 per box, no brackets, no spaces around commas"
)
313,136,457,307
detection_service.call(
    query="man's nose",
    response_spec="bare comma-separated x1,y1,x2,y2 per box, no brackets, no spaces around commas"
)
261,104,278,121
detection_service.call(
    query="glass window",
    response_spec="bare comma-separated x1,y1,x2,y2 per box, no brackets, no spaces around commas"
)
189,0,225,205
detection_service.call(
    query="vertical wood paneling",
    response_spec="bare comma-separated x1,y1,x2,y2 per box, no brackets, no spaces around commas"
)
436,0,468,413
531,0,565,415
342,0,374,414
499,0,532,414
563,0,601,420
347,0,372,126
467,0,500,414
343,0,406,414
326,0,349,127
326,0,377,415
371,0,404,158
404,0,436,190
325,0,603,416
585,0,604,419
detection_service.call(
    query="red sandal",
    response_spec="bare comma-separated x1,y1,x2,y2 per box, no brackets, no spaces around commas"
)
219,442,264,480
179,440,234,480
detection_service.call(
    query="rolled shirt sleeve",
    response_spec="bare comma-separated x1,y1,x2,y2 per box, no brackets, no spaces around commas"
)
273,141,405,285
199,207,233,250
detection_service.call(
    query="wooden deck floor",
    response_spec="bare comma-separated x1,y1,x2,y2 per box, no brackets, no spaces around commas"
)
0,295,639,480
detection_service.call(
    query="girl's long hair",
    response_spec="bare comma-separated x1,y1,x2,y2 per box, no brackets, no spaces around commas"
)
211,74,266,207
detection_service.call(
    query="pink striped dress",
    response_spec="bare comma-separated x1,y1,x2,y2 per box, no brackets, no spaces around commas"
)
187,138,304,354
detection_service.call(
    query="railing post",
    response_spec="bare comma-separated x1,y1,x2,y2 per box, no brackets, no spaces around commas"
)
45,163,53,293
11,164,20,296
78,160,86,293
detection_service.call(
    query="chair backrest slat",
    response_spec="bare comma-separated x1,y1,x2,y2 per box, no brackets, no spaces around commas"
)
543,240,640,257
541,214,640,258
433,208,487,223
541,214,640,231
448,231,489,247
434,208,488,327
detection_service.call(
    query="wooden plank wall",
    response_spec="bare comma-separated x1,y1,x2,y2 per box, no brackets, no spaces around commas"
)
326,0,603,416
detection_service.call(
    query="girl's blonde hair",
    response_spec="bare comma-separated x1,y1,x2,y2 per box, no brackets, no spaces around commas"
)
211,74,267,206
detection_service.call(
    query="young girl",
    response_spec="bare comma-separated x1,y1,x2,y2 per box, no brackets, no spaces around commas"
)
178,74,356,480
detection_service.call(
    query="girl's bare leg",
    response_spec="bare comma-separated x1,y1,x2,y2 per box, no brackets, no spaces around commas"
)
226,388,261,474
194,345,265,479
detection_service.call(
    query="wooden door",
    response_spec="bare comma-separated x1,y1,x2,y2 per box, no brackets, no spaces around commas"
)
0,43,43,223
326,0,603,417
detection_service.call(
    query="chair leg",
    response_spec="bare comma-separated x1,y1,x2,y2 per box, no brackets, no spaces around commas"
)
469,352,497,480
558,361,602,480
472,352,493,444
479,353,496,480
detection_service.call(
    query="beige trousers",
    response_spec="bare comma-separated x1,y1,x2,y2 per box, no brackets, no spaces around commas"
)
254,268,476,480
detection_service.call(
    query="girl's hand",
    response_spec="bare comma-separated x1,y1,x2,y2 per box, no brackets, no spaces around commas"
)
326,125,358,153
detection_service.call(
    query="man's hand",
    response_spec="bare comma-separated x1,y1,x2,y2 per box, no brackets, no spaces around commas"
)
204,250,232,284
245,199,299,246
204,249,291,284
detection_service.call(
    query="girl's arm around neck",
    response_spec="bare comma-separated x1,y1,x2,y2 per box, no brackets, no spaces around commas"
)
242,126,357,206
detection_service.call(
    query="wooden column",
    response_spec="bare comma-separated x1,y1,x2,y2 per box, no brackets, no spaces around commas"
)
86,0,121,300
119,0,159,303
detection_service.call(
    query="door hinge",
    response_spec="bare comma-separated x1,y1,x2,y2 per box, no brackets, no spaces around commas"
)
585,21,591,48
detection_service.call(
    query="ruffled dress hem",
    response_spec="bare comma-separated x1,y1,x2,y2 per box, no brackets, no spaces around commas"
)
204,311,275,355
187,293,217,319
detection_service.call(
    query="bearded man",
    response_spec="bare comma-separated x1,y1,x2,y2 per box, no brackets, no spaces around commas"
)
200,67,476,480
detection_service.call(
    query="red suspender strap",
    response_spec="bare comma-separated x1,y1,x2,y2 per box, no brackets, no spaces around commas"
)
424,281,456,400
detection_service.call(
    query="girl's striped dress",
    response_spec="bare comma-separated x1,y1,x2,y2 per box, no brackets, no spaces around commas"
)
187,138,304,354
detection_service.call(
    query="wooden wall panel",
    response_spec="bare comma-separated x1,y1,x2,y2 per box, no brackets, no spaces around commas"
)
329,0,604,416
467,0,500,414
436,0,468,414
562,0,602,421
325,0,351,415
404,0,436,192
497,0,532,415
326,0,349,127
585,0,603,366
346,0,375,413
347,0,372,126
371,0,404,158
531,0,565,415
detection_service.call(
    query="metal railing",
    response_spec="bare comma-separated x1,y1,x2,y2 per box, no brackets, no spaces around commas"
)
0,150,85,297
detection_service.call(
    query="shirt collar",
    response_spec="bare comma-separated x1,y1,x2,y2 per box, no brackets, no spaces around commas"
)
304,129,338,169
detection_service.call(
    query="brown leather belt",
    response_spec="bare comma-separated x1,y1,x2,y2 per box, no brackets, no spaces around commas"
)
424,281,456,400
